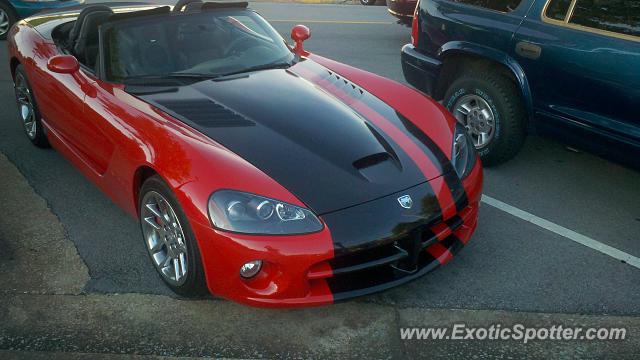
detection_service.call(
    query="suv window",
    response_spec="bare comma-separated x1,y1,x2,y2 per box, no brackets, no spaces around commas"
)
452,0,523,13
544,0,571,21
570,0,640,37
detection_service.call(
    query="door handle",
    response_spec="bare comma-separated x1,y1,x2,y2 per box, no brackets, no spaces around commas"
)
515,41,542,60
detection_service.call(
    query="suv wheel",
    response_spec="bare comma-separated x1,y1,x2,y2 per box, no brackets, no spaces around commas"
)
0,2,16,40
444,70,526,166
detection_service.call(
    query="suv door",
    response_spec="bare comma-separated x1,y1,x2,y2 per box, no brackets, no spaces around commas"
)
512,0,640,143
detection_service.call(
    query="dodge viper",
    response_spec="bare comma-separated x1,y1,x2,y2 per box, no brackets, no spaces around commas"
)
7,1,483,307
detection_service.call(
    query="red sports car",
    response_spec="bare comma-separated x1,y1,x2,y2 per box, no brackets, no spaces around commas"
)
7,1,482,307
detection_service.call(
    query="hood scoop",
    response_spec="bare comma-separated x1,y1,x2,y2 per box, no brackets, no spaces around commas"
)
353,152,402,184
155,99,254,128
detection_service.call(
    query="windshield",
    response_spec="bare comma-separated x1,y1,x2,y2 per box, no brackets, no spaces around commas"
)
102,10,294,83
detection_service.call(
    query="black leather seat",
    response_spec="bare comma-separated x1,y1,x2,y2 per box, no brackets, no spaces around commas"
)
71,6,114,69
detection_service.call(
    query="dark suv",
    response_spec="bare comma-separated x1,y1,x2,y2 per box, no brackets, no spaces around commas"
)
402,0,639,166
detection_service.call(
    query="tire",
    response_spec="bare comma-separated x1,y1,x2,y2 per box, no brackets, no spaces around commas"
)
13,65,50,148
139,175,208,297
444,69,526,166
360,0,377,5
0,2,16,40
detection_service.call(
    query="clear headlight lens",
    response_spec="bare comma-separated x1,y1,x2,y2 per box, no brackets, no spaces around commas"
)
452,123,477,179
208,190,323,235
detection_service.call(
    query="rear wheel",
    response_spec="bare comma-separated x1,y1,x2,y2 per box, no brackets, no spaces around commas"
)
0,2,15,40
139,175,207,297
444,69,526,166
13,65,50,148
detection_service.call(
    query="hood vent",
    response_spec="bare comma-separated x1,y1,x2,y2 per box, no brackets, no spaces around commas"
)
324,70,365,100
155,99,254,128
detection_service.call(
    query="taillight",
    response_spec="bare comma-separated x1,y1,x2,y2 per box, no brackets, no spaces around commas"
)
411,1,420,47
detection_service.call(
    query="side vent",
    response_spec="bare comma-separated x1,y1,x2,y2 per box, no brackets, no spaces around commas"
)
155,99,254,128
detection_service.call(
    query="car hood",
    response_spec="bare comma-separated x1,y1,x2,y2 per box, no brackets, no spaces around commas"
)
134,60,449,214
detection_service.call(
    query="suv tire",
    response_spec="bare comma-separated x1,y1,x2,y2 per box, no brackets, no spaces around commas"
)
444,69,526,166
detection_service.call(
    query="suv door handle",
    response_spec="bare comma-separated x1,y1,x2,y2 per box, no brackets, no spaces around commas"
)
515,41,542,60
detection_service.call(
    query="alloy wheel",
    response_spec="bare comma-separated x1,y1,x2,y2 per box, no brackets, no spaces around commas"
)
0,9,9,37
452,94,496,149
141,191,189,285
14,73,37,140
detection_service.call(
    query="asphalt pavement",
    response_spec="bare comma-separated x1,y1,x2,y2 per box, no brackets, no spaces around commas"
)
0,1,639,358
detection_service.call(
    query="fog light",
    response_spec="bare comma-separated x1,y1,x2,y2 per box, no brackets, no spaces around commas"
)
240,260,262,278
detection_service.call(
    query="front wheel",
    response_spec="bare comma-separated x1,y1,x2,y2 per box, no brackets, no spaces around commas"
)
0,2,15,40
444,70,526,166
139,175,207,297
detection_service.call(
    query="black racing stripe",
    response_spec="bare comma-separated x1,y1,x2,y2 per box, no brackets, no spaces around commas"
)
396,112,469,213
321,181,443,296
444,215,463,230
423,250,437,264
440,235,465,255
444,171,469,211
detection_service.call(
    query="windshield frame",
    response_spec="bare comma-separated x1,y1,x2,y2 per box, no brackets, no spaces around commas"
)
96,7,293,83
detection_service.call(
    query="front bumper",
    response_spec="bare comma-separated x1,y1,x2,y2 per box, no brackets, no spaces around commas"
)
12,0,85,19
192,161,482,308
401,44,442,97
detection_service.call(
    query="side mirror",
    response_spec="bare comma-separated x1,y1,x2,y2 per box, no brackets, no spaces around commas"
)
47,55,80,74
291,25,310,56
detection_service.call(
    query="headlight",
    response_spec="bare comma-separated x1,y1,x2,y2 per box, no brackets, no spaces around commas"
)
208,190,323,235
452,123,477,179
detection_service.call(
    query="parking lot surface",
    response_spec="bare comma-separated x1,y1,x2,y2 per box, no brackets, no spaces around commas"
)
0,1,639,358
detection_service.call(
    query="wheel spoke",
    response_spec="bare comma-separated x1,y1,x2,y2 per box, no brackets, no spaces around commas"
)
143,216,161,230
179,252,187,278
173,257,181,281
481,109,492,120
150,239,164,253
176,241,187,253
162,254,173,269
479,132,489,145
145,203,163,219
156,197,173,224
457,103,472,115
152,251,164,266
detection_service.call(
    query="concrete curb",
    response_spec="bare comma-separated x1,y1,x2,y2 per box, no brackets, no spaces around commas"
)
0,153,90,296
1,292,639,359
